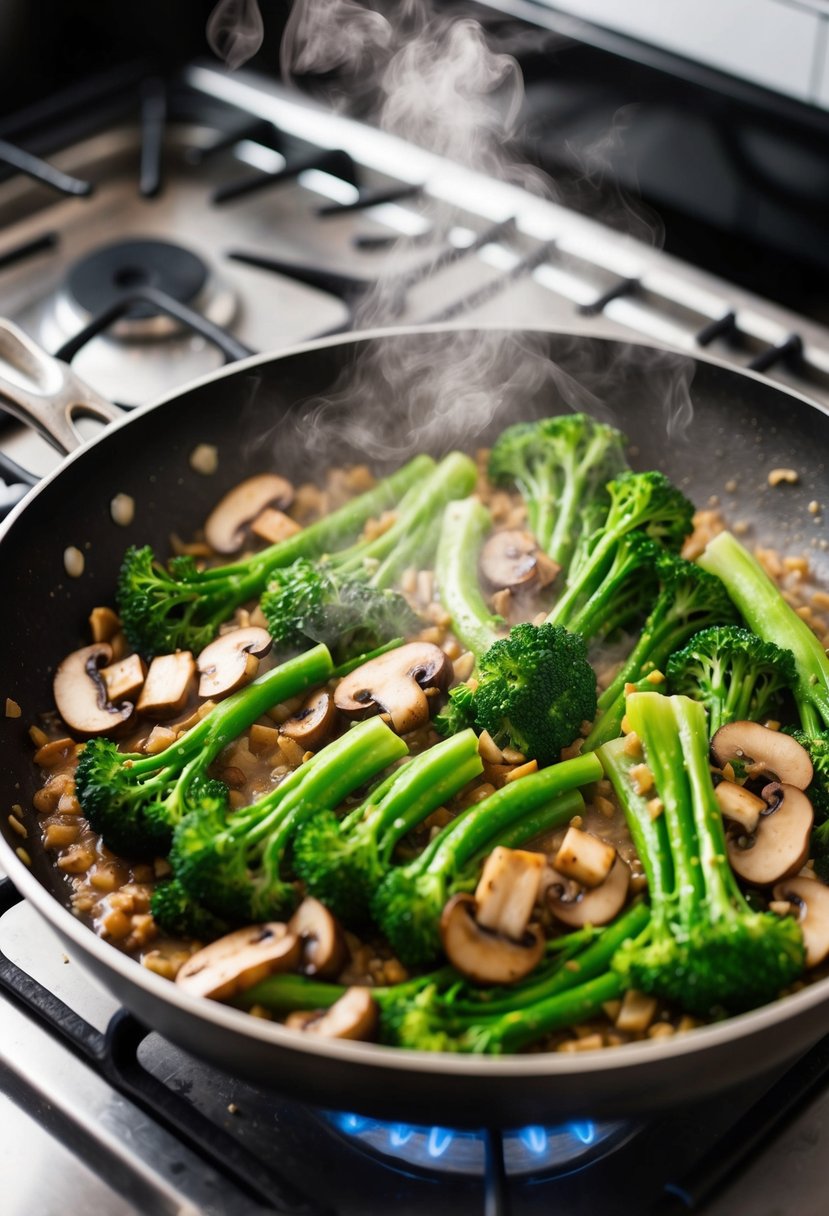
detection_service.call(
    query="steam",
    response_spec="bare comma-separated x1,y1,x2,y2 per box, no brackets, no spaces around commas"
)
207,0,264,70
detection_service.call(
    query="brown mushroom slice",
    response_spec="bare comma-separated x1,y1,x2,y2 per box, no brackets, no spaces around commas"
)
101,654,147,704
334,642,453,735
176,923,301,1001
711,721,813,790
480,530,560,592
53,643,135,737
288,897,347,979
204,474,295,555
726,782,813,887
280,690,337,751
554,827,616,889
293,986,379,1041
474,847,545,940
547,855,630,928
440,893,545,985
772,877,829,968
196,627,272,699
137,652,197,718
715,780,767,834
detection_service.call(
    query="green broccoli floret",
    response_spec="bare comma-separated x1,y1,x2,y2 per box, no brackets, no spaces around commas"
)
433,498,597,763
667,625,797,736
557,530,661,643
584,555,738,749
699,531,829,736
488,414,628,568
169,717,408,923
547,469,695,631
240,902,650,1054
117,454,436,657
150,878,229,940
599,693,805,1016
75,644,333,859
293,729,483,923
371,750,603,967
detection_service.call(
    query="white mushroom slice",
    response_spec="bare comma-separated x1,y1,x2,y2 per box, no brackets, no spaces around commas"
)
479,530,559,592
88,605,120,644
196,627,272,699
53,643,135,737
726,782,813,887
204,474,294,555
547,855,630,928
772,877,829,968
554,827,616,889
440,893,545,985
101,654,147,704
297,986,379,1041
474,847,544,940
334,643,453,735
288,897,347,979
715,780,768,835
176,923,301,1001
711,721,813,790
136,652,197,718
280,690,337,751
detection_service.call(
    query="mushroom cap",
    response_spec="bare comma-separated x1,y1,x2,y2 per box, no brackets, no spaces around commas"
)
726,782,813,887
196,626,272,699
297,986,379,1041
711,721,813,790
772,876,829,968
204,474,294,555
440,893,545,985
53,642,134,737
334,642,453,735
480,530,542,591
176,923,301,1001
715,780,768,835
280,689,338,751
288,897,347,979
546,855,630,928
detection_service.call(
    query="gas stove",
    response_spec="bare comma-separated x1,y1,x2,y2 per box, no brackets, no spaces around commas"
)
2,18,829,1216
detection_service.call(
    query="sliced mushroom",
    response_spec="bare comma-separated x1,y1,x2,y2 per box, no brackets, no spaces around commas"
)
711,721,813,790
53,643,135,737
280,689,337,751
292,986,379,1041
715,780,768,834
546,855,630,928
334,642,453,735
288,897,347,979
479,530,559,592
772,877,829,968
474,847,545,940
137,652,197,718
440,893,545,985
101,653,147,704
726,782,813,887
176,923,301,1001
196,627,272,699
204,474,294,555
554,827,616,889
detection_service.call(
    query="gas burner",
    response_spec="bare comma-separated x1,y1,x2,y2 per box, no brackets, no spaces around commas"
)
54,238,237,341
322,1110,637,1178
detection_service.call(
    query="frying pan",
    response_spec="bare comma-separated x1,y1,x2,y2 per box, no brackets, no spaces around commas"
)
0,319,827,1129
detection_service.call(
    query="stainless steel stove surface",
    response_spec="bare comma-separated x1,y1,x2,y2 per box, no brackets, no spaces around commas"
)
3,53,829,1216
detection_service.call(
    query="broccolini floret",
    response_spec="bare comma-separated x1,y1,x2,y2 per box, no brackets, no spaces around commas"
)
488,414,628,568
150,878,229,940
169,718,408,923
117,454,435,657
666,625,797,736
75,645,333,859
292,730,483,923
599,693,805,1016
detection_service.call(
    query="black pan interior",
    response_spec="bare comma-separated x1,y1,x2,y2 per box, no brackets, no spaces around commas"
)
2,329,827,908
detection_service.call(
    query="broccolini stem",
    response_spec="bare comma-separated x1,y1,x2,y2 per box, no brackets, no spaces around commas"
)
698,530,829,734
434,498,502,657
598,738,673,909
487,971,625,1053
546,430,621,572
466,790,584,863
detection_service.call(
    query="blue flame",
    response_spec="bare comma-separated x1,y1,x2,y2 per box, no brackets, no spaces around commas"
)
569,1121,596,1145
519,1125,548,1155
426,1127,455,1158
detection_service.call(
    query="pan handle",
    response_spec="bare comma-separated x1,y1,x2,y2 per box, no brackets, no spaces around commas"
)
0,318,121,456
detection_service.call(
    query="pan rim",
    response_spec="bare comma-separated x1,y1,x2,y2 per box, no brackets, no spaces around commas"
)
2,321,828,1081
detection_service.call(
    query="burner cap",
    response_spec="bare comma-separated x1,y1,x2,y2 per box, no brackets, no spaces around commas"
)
66,238,209,330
